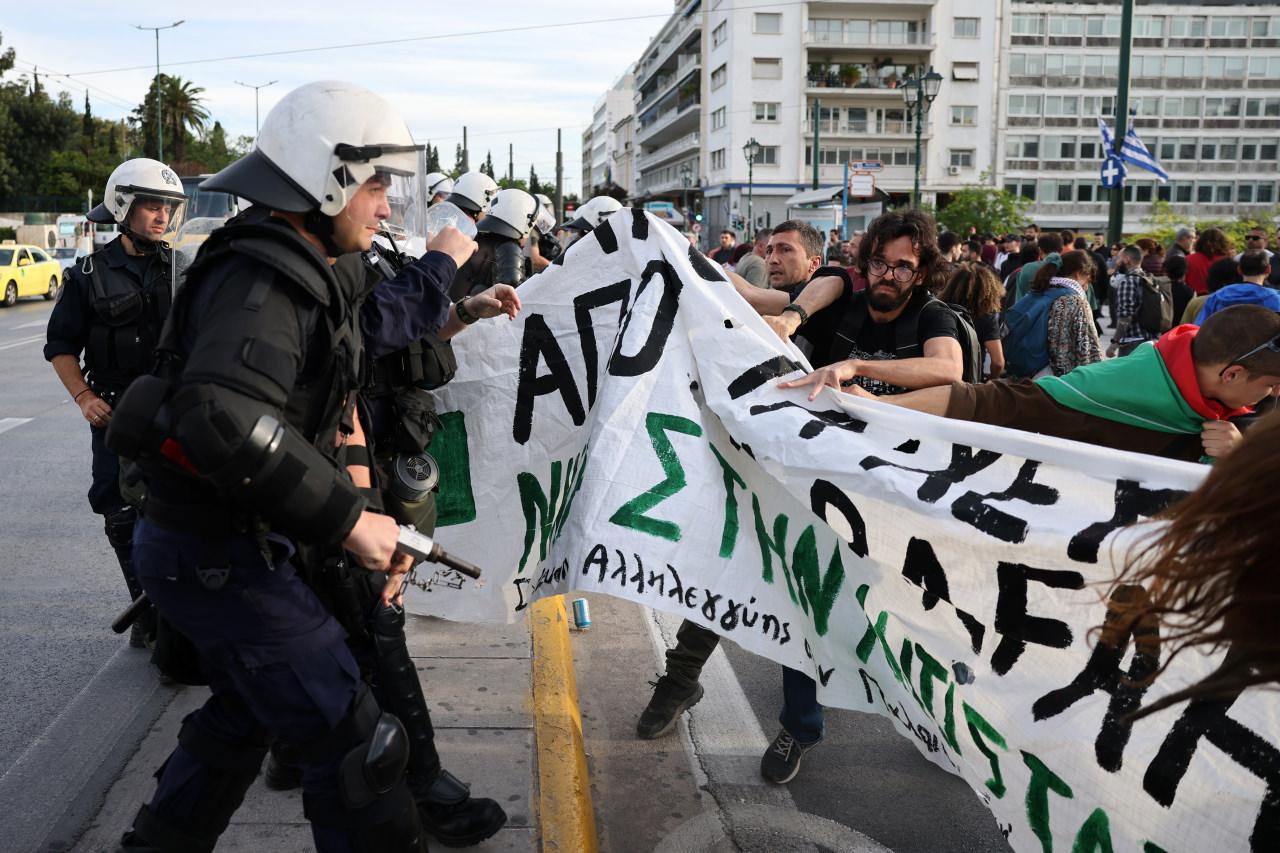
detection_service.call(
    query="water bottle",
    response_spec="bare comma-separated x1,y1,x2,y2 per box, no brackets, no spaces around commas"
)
422,201,477,242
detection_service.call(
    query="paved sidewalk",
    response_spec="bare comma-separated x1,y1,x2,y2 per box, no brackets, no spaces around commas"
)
70,613,544,852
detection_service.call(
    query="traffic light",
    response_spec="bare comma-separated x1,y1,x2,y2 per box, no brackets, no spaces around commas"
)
693,197,703,222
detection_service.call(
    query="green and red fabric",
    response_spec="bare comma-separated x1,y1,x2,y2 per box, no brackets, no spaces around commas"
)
1034,324,1250,436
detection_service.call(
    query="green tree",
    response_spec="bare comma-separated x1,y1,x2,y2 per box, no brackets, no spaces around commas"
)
935,183,1029,237
162,76,208,164
480,150,495,178
529,164,540,196
425,143,440,173
453,143,464,176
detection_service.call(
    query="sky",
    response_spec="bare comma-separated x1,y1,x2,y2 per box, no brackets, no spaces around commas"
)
1,1,669,196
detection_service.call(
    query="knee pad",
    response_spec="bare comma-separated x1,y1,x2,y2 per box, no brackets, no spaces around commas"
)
339,706,409,810
104,506,138,550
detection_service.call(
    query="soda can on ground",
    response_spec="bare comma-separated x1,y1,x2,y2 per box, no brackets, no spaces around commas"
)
571,597,591,630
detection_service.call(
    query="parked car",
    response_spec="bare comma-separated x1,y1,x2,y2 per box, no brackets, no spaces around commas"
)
0,243,62,306
52,246,81,275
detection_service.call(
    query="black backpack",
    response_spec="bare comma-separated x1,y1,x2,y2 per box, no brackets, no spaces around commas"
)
1137,272,1174,335
830,290,984,384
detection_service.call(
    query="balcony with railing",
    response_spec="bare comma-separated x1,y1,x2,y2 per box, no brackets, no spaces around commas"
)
804,117,920,136
803,27,933,51
637,92,700,145
805,62,921,93
637,131,700,172
636,54,700,114
636,11,700,90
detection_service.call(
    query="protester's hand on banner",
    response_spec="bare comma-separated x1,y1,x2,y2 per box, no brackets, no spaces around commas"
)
1200,419,1242,459
762,312,800,341
467,284,522,321
778,360,859,400
427,225,478,267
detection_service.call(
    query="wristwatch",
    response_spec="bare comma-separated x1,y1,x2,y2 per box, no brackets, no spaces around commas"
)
780,303,809,325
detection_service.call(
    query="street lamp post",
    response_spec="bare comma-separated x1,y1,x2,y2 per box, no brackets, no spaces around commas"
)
680,162,693,230
742,137,761,235
901,67,942,209
135,20,184,162
235,80,279,136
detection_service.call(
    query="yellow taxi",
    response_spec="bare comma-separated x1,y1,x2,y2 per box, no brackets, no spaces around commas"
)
0,243,62,307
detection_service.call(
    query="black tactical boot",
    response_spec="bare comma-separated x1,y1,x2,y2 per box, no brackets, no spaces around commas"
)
416,770,507,848
636,675,704,739
263,741,302,791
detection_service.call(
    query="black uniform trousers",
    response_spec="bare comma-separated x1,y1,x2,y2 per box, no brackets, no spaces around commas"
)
133,519,366,853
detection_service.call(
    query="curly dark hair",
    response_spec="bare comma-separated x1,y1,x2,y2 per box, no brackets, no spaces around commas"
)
854,210,944,294
1193,227,1232,258
939,264,1003,318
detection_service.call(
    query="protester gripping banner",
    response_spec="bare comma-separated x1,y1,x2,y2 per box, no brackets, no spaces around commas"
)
405,209,1279,853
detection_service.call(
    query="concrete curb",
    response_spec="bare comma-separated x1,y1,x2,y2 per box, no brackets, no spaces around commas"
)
530,596,598,853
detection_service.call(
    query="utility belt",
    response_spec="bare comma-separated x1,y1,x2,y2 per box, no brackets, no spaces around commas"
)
366,336,456,398
141,486,267,539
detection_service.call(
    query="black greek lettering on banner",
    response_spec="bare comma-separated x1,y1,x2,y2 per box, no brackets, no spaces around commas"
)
1068,479,1188,564
991,561,1084,676
950,459,1060,544
513,314,586,445
861,444,1002,503
1031,584,1160,773
900,537,986,654
728,356,804,400
809,479,869,558
573,279,631,409
608,259,682,378
748,400,868,439
1143,678,1280,852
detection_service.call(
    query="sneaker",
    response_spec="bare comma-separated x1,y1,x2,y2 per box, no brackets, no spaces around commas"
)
636,677,705,740
760,729,818,784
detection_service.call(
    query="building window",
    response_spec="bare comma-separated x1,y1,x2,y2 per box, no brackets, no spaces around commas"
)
712,21,727,47
711,64,727,90
952,62,979,81
954,18,979,38
754,13,781,34
1010,53,1044,76
950,105,977,126
755,146,779,165
1134,16,1165,38
711,107,726,130
1170,17,1207,38
1046,53,1083,76
710,148,726,171
1006,135,1040,158
1049,17,1085,36
1008,94,1043,115
753,101,779,122
1044,95,1079,116
1210,17,1249,38
1012,13,1045,36
752,58,782,79
949,149,974,168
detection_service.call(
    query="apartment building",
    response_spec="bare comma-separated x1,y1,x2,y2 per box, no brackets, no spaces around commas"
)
603,0,1280,237
581,70,637,197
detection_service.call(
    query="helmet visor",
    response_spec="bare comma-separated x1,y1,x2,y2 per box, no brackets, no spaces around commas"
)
125,191,188,246
382,171,418,243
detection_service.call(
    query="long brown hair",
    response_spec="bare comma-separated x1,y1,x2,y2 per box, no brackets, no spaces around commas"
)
1031,249,1095,293
938,263,1003,318
1109,411,1280,718
1192,226,1231,258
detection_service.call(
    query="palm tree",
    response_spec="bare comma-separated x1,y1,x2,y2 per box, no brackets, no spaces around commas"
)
162,76,209,163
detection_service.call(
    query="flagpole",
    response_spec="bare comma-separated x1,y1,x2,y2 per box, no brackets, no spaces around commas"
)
1106,0,1135,245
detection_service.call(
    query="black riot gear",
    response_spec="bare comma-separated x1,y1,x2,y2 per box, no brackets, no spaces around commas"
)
449,232,524,301
77,246,178,392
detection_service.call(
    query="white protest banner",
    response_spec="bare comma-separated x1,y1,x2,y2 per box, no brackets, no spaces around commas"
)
405,210,1279,853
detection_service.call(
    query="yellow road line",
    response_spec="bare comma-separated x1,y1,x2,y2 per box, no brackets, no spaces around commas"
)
530,596,598,853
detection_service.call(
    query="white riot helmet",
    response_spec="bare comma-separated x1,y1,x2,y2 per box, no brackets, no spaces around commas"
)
87,158,187,240
478,188,538,241
532,206,556,237
203,81,419,218
565,196,623,233
535,193,554,215
447,171,499,217
423,172,454,203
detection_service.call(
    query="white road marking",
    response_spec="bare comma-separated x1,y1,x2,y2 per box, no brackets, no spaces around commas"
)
0,334,44,352
0,418,32,435
13,320,48,330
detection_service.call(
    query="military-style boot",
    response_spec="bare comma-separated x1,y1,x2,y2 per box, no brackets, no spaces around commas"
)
104,507,156,648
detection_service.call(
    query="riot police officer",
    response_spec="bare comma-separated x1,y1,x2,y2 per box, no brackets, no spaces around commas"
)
44,158,187,648
562,194,623,246
449,187,538,300
444,171,499,223
524,194,560,276
421,172,454,206
108,81,436,853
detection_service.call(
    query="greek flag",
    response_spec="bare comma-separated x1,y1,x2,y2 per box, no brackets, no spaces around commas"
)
1098,117,1169,183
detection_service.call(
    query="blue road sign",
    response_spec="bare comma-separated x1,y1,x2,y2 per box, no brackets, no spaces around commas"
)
1101,155,1127,189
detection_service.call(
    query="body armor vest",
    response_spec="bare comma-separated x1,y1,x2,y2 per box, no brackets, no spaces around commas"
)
84,248,175,390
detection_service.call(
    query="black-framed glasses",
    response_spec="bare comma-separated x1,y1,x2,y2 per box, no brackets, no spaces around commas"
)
1247,234,1267,241
1220,332,1280,378
867,258,919,283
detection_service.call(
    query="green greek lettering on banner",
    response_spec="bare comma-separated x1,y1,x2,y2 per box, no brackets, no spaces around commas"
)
430,411,476,526
915,643,959,753
517,447,590,573
853,585,904,683
1071,808,1114,853
789,526,846,637
962,702,1008,798
709,444,746,559
1022,750,1074,853
609,412,702,542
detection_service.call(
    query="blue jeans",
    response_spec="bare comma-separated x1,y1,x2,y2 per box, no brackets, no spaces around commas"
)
779,666,824,745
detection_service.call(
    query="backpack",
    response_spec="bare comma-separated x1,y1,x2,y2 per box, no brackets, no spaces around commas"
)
1001,287,1075,379
1137,273,1174,335
831,290,984,384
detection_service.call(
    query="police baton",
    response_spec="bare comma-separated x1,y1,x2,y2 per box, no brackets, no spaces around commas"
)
112,592,149,634
396,526,482,579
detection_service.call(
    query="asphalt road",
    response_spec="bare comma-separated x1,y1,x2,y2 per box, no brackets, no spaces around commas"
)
0,295,175,851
